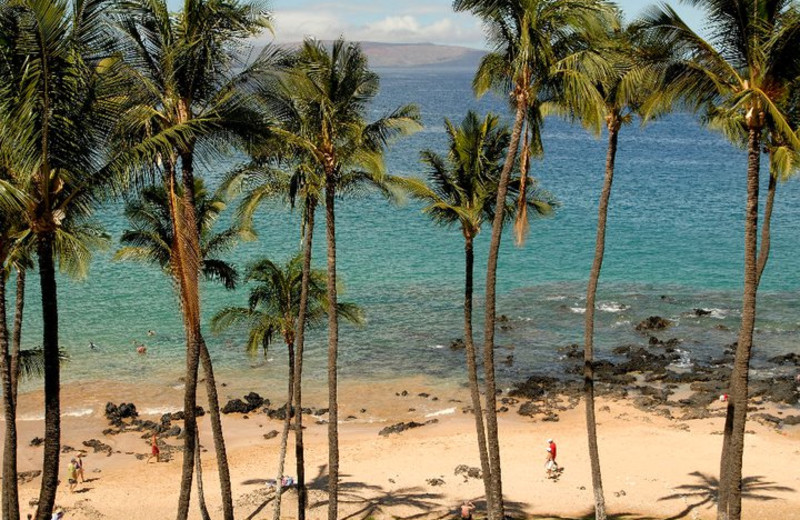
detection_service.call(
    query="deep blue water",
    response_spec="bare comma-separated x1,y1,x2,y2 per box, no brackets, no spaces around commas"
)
14,67,800,392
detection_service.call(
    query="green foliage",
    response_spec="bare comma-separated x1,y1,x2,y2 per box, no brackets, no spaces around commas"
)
400,110,554,238
17,347,70,381
115,178,240,289
211,253,363,357
453,0,606,244
639,0,800,153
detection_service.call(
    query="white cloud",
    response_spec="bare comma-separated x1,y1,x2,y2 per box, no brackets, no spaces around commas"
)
265,8,484,48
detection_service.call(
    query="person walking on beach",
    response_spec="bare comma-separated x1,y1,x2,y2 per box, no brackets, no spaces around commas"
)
148,433,160,463
66,459,78,492
76,452,85,482
548,438,558,468
459,501,475,519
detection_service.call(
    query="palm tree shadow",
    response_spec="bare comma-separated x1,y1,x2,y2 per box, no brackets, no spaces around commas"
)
241,465,539,519
659,471,794,520
301,464,448,520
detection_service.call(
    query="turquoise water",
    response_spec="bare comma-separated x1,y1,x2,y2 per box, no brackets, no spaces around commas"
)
14,67,800,392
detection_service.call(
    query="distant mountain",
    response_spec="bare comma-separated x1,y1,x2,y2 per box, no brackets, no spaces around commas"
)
269,41,485,69
357,42,485,69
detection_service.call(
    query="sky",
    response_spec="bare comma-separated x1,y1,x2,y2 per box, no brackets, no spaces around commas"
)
167,1,704,49
263,0,704,48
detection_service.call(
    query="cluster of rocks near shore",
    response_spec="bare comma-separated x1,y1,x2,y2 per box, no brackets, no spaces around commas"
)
27,313,799,457
503,314,800,429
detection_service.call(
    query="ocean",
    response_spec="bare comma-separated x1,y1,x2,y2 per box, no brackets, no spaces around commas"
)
14,67,800,396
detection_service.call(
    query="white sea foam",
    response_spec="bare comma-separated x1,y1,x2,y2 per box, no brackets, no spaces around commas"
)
598,302,629,313
430,344,445,350
672,349,692,368
18,408,92,421
570,306,586,314
425,407,456,418
546,295,567,301
612,320,631,328
18,413,44,422
63,408,94,418
707,308,727,319
141,406,176,416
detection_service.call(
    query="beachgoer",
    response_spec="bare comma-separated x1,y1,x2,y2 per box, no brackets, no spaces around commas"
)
148,433,160,463
137,344,147,354
51,511,64,520
147,330,156,336
545,447,556,478
66,458,78,492
88,342,97,350
548,439,557,463
76,452,85,482
460,501,475,519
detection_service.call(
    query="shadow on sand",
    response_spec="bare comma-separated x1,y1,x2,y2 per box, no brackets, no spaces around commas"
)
240,464,536,519
658,471,794,520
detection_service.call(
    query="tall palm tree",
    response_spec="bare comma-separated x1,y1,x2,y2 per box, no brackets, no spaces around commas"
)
640,3,800,519
549,14,675,518
269,38,421,519
211,254,363,520
114,179,240,290
452,1,609,516
0,1,127,517
113,2,271,517
222,148,322,520
399,110,553,515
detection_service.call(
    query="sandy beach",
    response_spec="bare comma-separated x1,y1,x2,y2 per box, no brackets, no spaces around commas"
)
5,376,799,520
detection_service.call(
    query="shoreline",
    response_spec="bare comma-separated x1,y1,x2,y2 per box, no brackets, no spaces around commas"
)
6,372,800,519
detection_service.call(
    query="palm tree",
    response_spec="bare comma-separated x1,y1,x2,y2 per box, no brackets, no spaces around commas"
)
113,2,271,517
269,38,421,519
640,3,800,519
211,254,363,520
222,150,322,520
115,177,238,520
548,14,675,518
399,110,553,515
114,179,240,290
0,1,127,517
452,1,609,516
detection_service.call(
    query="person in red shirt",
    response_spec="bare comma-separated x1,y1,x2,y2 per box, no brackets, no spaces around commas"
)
548,439,557,463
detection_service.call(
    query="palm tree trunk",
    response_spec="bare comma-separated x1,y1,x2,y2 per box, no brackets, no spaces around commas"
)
583,120,619,520
273,339,296,520
324,176,340,520
179,148,234,520
167,164,201,520
4,268,24,520
195,429,212,520
463,234,493,510
1,271,20,520
481,97,526,520
198,339,234,520
756,170,776,285
11,268,25,404
717,127,761,520
294,199,316,520
34,234,60,520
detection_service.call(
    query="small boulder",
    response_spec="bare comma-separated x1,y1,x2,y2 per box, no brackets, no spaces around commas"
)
635,316,673,332
221,399,252,414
